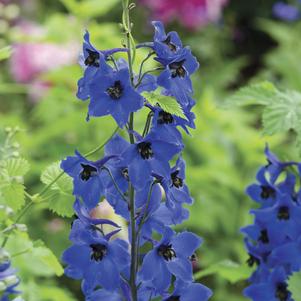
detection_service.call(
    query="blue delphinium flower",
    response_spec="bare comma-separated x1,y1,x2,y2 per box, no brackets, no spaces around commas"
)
140,228,201,291
244,267,292,301
88,57,144,127
61,151,115,209
62,220,129,293
242,147,301,301
123,130,183,189
157,48,199,107
160,156,193,212
151,21,183,65
77,31,127,100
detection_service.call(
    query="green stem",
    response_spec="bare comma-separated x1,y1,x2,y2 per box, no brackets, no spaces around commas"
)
123,1,138,300
101,166,128,203
1,199,33,248
138,51,155,83
134,67,164,89
142,111,153,137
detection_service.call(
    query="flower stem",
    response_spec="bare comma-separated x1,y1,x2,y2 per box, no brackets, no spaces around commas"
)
123,1,138,300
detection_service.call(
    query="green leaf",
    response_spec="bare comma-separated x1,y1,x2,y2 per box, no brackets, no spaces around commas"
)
40,162,74,217
0,181,25,211
262,91,301,135
0,46,12,61
142,91,186,119
6,233,64,278
32,240,64,276
0,158,30,177
194,260,252,284
288,272,301,301
225,81,278,107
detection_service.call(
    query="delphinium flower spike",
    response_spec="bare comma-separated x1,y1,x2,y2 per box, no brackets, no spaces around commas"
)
242,146,301,301
60,2,212,300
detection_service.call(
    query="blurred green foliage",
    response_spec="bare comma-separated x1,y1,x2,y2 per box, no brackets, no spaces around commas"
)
0,0,300,301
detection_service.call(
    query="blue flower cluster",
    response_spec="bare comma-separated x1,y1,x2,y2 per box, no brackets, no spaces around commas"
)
273,0,301,21
61,20,212,301
242,146,301,301
0,249,23,301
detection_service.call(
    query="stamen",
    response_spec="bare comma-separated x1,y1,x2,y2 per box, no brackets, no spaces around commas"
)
169,60,186,78
275,282,289,301
84,49,100,67
158,110,174,124
157,244,176,261
107,80,123,100
277,206,290,220
163,35,177,52
260,185,276,199
80,164,98,181
171,170,183,188
90,244,107,262
137,142,154,160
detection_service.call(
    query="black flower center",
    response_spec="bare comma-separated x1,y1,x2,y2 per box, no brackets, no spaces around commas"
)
90,244,107,262
158,110,174,125
171,170,183,188
258,229,269,244
107,80,123,100
137,142,153,160
169,60,186,78
275,282,289,301
166,296,180,301
163,35,177,52
277,206,290,220
84,49,100,67
80,164,98,181
158,244,176,261
260,185,276,199
121,168,129,181
246,254,260,267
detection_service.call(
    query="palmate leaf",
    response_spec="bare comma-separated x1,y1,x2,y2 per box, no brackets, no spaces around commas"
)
32,240,64,276
288,272,301,301
7,233,64,278
0,158,30,177
0,158,29,212
262,91,301,135
41,162,74,217
225,81,278,107
0,181,25,211
226,81,301,155
142,91,187,119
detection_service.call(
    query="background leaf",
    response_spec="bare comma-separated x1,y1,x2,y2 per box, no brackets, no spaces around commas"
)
40,162,74,217
225,81,277,107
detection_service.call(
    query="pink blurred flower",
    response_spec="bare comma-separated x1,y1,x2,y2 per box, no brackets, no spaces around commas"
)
11,42,78,83
9,21,79,101
140,0,228,30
